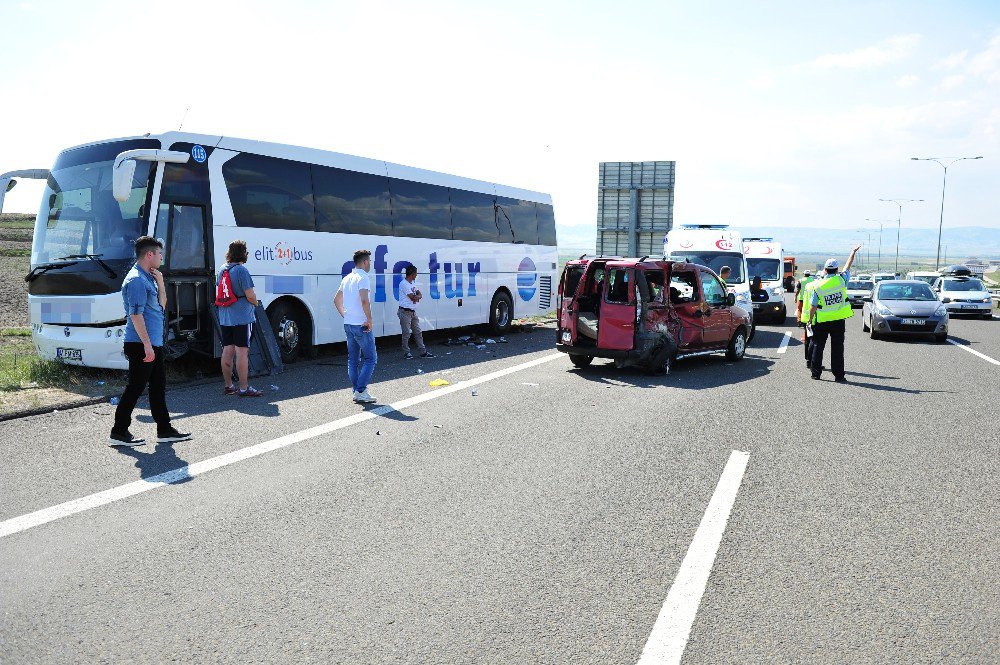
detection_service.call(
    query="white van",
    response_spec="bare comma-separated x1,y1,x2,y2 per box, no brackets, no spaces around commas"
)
743,237,787,323
663,224,755,336
906,270,940,286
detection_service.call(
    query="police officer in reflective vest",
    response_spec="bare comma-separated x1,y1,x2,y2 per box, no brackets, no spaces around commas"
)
808,245,862,382
796,270,816,368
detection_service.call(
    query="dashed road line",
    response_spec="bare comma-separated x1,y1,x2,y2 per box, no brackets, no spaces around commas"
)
637,450,750,664
947,338,1000,366
776,331,792,354
0,353,564,540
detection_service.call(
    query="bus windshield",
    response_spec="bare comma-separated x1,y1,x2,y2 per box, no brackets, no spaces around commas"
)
668,251,745,284
31,151,152,265
746,258,781,282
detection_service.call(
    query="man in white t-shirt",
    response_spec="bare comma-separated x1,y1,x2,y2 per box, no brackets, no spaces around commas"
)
334,249,377,403
398,264,434,359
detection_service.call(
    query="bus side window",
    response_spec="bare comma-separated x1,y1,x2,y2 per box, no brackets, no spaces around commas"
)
223,153,315,231
537,203,557,246
451,189,500,243
496,197,538,245
388,179,453,241
313,166,393,237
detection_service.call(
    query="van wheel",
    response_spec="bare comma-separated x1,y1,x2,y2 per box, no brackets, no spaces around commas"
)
726,328,747,360
489,291,514,335
570,355,593,368
268,300,310,363
645,349,676,376
869,323,880,340
862,316,870,332
747,321,756,344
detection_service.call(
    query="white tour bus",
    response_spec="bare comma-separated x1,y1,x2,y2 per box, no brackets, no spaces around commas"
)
743,237,787,323
663,224,755,336
3,132,558,369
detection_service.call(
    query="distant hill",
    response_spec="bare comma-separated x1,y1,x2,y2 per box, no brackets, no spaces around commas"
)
557,224,1000,259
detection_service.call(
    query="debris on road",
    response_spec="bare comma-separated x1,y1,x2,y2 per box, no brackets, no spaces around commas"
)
471,389,478,396
429,379,450,387
269,384,279,391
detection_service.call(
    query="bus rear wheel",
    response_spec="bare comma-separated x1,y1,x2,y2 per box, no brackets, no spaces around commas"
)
268,300,311,363
489,291,514,335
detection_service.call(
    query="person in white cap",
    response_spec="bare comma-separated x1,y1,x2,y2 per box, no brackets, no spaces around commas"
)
808,245,862,382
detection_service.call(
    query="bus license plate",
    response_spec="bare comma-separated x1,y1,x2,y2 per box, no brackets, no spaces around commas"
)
900,319,922,326
56,348,82,361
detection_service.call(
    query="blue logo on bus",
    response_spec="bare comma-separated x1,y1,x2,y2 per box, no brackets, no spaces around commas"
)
191,145,207,163
517,257,537,301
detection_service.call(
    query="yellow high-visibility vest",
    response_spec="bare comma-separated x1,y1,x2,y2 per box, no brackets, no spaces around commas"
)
812,274,853,323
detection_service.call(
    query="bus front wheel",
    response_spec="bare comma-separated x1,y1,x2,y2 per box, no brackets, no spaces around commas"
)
268,300,311,363
489,291,514,335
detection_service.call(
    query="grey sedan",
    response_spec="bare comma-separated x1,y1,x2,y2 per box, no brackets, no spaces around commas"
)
861,280,949,343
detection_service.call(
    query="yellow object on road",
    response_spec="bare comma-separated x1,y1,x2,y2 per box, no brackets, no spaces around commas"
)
429,379,451,387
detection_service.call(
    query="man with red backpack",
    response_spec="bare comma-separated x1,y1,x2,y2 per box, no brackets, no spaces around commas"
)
216,240,263,397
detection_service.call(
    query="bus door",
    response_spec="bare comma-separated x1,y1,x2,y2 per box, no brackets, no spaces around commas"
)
154,201,212,356
153,143,215,358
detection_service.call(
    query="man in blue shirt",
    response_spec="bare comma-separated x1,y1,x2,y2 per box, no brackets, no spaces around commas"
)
110,236,191,447
216,240,262,397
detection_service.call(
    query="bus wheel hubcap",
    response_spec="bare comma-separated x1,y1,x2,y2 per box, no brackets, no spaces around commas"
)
497,302,509,327
280,318,299,351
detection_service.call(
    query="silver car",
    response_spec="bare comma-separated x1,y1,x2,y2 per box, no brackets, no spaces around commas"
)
862,280,948,343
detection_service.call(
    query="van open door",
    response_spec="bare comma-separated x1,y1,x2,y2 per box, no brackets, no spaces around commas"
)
558,260,588,345
597,265,636,350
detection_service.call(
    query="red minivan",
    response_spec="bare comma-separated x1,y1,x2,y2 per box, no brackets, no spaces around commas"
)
556,258,752,373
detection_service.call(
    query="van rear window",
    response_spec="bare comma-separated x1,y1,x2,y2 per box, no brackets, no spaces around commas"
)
561,265,585,297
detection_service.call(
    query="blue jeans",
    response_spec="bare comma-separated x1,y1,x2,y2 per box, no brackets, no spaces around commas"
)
345,324,377,393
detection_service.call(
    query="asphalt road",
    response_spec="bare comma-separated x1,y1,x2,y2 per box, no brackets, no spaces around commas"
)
1,297,997,663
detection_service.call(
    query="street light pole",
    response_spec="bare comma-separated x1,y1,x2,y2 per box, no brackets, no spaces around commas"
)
865,218,894,272
911,156,984,270
879,199,923,274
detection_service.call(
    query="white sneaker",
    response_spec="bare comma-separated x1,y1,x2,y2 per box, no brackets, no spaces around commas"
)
354,390,376,403
351,390,359,401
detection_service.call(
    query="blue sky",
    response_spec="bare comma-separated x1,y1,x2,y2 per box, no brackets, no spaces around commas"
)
2,0,998,244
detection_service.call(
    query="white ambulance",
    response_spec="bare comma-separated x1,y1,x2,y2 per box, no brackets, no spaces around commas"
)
743,237,787,323
663,224,755,337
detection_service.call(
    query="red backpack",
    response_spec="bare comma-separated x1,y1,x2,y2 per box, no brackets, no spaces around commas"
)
215,267,238,307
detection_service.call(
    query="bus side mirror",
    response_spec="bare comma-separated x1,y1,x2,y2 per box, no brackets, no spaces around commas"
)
112,159,138,203
0,168,49,214
112,149,191,202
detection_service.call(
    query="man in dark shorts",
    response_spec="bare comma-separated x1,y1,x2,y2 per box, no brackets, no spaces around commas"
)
109,236,191,447
216,240,263,397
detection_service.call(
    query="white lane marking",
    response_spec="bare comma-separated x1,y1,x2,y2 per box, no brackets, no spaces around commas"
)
0,353,564,540
637,450,750,665
947,339,1000,366
776,331,792,354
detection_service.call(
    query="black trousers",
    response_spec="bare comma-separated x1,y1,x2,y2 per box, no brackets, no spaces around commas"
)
811,319,846,379
113,342,171,433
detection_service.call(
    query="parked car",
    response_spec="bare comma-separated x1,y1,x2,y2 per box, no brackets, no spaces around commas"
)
872,272,898,283
862,280,948,342
846,279,874,307
556,257,753,374
931,271,993,319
